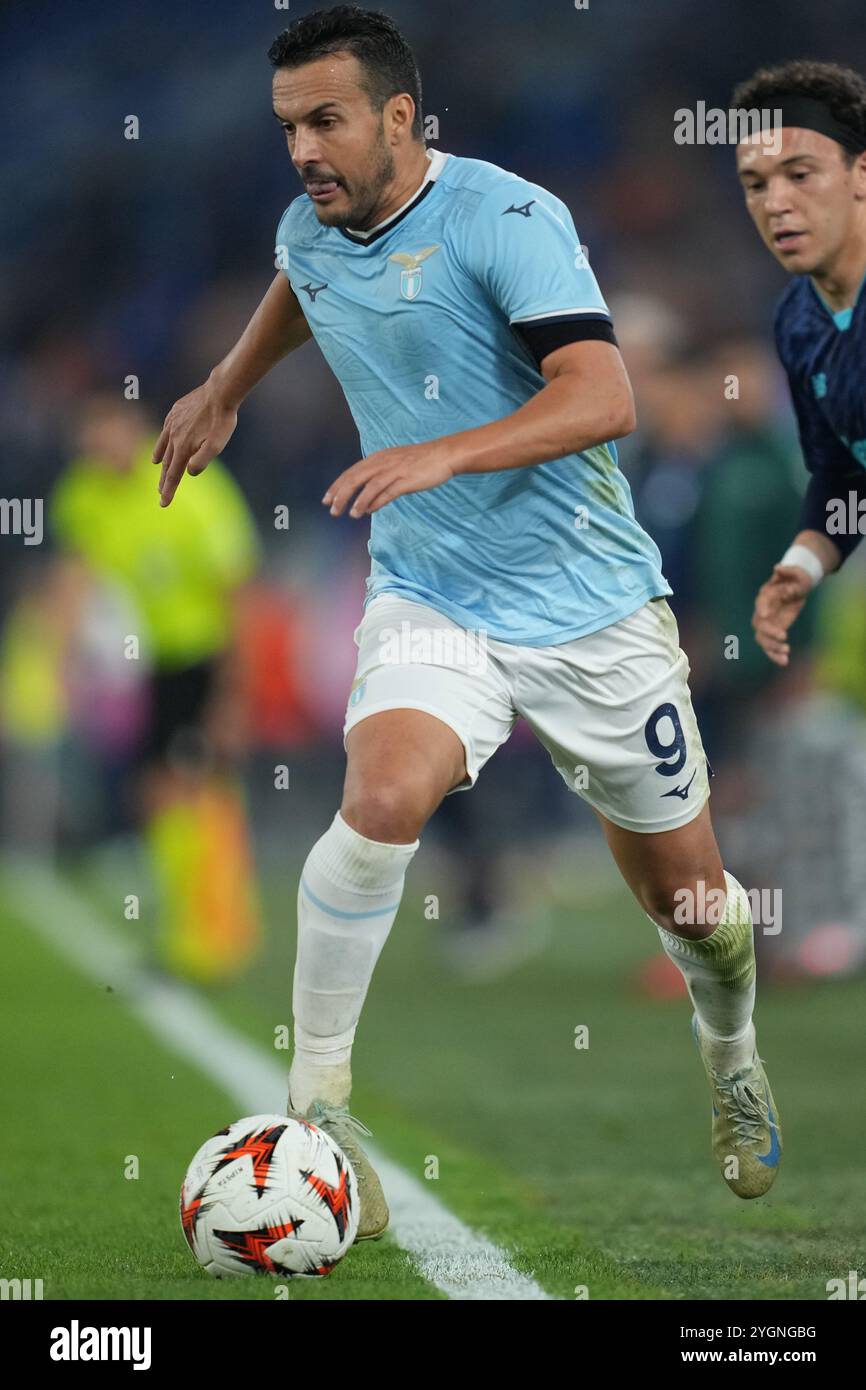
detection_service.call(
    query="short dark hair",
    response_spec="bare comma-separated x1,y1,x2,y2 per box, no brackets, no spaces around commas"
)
731,59,866,165
268,6,424,142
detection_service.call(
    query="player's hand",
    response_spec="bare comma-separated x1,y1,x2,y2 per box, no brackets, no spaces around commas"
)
751,564,812,667
322,442,456,518
152,379,238,507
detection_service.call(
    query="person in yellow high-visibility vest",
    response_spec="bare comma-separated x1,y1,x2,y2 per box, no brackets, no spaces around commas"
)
51,393,262,983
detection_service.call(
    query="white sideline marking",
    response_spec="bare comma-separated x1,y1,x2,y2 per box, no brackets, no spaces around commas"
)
4,860,554,1301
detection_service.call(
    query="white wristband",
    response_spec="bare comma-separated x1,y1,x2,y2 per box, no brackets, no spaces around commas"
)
779,543,825,589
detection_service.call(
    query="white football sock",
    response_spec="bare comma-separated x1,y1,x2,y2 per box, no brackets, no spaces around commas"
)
654,870,757,1072
289,810,419,1112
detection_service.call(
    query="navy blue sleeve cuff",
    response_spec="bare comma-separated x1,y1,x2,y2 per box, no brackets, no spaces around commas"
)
513,316,617,370
800,469,866,564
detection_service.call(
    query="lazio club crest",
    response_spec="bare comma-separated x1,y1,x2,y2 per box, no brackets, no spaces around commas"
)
388,245,441,300
348,677,367,708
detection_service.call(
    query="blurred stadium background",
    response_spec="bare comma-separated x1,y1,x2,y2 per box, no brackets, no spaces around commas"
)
2,0,866,1300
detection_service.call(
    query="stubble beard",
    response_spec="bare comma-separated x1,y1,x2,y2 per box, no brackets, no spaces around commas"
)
325,128,396,230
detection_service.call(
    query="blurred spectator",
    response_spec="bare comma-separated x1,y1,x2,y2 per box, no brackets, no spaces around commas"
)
47,394,263,983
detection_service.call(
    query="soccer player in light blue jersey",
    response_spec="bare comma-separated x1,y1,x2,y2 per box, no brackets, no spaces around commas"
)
155,5,781,1238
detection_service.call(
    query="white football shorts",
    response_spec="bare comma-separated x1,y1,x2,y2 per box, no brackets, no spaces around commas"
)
342,593,711,834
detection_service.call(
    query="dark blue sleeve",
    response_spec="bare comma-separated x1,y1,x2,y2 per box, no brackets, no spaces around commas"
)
784,369,866,564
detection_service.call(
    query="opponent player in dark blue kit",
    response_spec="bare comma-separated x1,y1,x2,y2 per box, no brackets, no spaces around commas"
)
732,61,866,666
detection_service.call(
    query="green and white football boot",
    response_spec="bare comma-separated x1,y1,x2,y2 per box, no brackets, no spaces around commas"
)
289,1097,389,1240
692,1014,782,1198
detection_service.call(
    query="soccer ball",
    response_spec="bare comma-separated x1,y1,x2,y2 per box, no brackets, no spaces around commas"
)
180,1113,360,1278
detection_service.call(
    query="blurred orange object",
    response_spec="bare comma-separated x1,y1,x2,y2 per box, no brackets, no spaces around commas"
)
149,776,260,984
632,953,690,1000
234,583,320,747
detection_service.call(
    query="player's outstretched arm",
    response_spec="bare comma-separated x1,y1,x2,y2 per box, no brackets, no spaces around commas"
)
751,529,841,667
154,273,312,507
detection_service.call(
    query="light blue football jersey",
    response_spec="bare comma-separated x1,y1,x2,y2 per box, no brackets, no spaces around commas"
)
275,149,670,644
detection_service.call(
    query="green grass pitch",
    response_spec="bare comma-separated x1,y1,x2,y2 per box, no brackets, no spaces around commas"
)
2,852,864,1300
